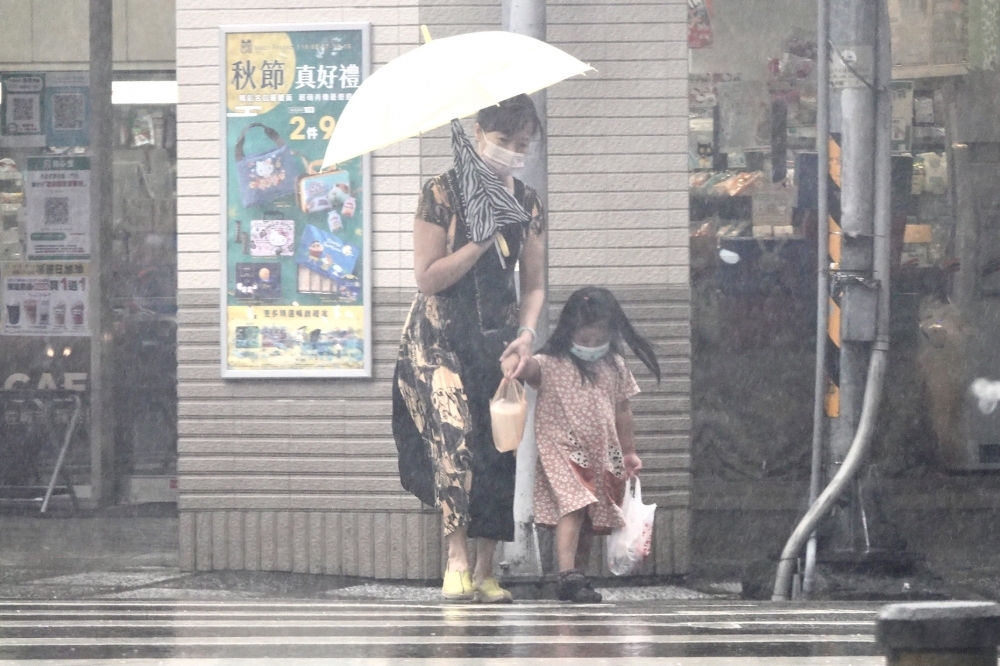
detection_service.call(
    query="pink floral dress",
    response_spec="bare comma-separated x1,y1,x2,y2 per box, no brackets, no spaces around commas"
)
532,353,640,535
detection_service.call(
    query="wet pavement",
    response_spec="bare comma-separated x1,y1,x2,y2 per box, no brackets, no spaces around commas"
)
0,598,886,663
3,509,998,664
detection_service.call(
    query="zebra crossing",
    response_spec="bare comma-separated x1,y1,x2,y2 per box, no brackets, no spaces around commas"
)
0,599,886,664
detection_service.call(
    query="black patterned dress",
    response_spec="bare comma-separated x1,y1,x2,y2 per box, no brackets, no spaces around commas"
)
393,169,543,542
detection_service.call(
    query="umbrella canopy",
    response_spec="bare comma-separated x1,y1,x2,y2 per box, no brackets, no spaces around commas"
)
321,30,591,168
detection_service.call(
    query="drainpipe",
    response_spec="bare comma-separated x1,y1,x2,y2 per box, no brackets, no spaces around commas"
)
774,0,892,600
802,0,832,597
500,0,548,579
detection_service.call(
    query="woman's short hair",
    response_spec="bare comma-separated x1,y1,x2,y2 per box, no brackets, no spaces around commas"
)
477,94,541,137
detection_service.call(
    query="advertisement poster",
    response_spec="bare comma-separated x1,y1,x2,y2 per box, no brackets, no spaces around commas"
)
43,72,90,148
1,72,89,148
1,74,45,148
25,156,91,259
221,24,371,378
1,261,90,337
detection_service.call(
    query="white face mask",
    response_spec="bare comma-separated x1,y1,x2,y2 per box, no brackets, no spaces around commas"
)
480,138,526,177
570,342,610,362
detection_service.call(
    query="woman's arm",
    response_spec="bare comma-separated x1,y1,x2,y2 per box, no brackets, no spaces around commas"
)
616,400,643,478
500,203,547,376
413,218,493,295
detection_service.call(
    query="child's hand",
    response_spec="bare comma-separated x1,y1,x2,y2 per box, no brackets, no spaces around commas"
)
624,452,642,478
500,352,521,379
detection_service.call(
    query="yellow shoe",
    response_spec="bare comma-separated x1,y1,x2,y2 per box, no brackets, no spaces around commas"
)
442,570,475,601
474,577,513,604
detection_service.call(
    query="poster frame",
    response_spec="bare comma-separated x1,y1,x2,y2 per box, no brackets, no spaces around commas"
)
218,22,372,379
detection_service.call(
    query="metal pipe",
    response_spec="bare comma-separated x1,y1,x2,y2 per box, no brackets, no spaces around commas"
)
803,0,832,597
774,0,892,601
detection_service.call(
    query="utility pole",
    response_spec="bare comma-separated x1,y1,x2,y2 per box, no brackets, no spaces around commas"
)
500,0,548,578
89,0,115,506
826,0,878,554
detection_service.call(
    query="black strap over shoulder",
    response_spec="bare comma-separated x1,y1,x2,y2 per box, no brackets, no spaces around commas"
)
234,123,284,161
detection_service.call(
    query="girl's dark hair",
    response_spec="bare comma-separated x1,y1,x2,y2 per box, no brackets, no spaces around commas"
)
477,94,542,138
539,286,661,385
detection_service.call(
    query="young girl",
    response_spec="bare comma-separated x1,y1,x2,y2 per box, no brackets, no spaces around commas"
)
503,286,661,603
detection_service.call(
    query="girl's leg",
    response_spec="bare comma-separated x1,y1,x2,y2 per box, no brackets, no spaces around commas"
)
555,509,586,573
576,516,594,572
555,510,601,603
447,527,470,572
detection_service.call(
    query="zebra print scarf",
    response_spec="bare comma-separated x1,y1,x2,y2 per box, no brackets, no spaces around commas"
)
450,119,530,244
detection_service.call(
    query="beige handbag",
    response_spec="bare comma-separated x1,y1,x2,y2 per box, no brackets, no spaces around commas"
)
490,378,527,452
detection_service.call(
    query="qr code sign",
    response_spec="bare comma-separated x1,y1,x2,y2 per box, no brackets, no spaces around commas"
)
44,197,70,226
51,93,85,131
10,96,35,122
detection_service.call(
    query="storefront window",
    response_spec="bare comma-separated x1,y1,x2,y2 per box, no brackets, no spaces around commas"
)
688,0,976,481
0,75,177,507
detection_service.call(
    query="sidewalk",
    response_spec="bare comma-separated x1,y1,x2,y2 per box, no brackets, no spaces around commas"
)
0,506,728,602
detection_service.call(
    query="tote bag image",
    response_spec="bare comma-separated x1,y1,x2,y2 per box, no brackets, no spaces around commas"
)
490,378,527,452
234,123,302,209
606,477,656,576
249,217,295,257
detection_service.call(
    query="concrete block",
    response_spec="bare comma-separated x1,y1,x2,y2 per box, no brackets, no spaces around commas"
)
877,602,1000,665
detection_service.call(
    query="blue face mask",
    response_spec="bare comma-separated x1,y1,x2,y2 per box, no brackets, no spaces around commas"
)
570,342,610,362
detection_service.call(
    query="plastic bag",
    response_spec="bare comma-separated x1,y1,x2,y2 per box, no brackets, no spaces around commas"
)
606,477,656,576
490,378,526,452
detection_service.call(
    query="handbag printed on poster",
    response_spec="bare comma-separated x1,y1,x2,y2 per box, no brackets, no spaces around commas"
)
296,161,356,220
234,123,302,208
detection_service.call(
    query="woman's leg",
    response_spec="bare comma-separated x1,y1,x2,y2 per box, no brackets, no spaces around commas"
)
447,527,470,572
472,538,496,583
555,509,586,573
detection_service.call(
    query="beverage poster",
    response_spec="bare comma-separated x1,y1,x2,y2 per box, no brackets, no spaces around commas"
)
220,24,371,378
1,261,90,337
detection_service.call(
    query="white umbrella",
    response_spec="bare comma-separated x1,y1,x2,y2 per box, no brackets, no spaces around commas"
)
321,30,592,169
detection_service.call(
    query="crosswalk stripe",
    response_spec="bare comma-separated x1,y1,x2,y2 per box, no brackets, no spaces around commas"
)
0,635,876,646
0,599,884,662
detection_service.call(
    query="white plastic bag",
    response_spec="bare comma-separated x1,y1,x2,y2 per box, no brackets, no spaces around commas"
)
490,378,527,452
606,477,656,576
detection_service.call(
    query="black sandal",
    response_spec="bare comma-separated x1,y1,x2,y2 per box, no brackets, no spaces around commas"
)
556,569,602,603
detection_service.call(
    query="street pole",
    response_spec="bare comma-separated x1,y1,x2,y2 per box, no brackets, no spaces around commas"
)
501,0,548,578
827,0,877,554
89,0,115,506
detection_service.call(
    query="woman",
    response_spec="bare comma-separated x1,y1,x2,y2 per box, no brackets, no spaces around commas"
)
393,94,546,603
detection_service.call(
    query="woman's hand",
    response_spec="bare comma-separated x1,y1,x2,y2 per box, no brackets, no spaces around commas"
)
500,332,533,379
623,452,643,479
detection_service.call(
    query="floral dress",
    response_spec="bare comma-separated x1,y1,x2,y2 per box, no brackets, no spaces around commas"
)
392,170,544,541
533,353,640,535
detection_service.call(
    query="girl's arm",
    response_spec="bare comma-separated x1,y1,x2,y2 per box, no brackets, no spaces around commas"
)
500,202,547,376
413,218,494,295
502,350,540,387
616,399,643,477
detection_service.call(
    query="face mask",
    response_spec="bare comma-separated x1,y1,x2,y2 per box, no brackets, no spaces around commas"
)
480,137,526,176
570,342,610,362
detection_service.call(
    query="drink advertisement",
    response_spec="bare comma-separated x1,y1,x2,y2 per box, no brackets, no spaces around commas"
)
1,261,89,337
220,24,371,378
